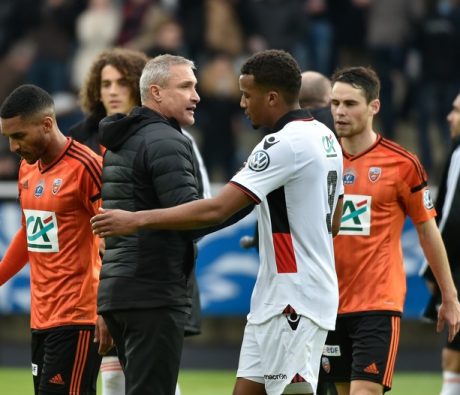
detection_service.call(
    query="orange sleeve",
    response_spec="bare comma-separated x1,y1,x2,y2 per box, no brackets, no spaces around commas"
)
78,155,102,218
0,228,29,285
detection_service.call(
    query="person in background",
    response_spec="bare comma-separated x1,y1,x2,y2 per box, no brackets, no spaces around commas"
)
300,70,335,133
71,47,147,155
319,66,460,395
91,49,344,395
0,84,111,395
422,92,460,395
301,69,336,395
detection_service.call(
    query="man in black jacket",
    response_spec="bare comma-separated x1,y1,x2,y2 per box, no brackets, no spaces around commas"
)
96,54,203,395
422,92,460,395
70,48,209,395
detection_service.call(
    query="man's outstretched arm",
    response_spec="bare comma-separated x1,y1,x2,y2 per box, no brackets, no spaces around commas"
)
91,183,254,237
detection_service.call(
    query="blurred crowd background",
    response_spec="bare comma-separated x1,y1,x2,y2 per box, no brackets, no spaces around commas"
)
0,0,459,185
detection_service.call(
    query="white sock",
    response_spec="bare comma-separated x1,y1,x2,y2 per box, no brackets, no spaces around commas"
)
440,371,460,395
175,382,181,395
100,356,125,395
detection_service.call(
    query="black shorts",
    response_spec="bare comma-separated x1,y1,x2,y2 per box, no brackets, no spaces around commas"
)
31,325,102,395
319,313,400,392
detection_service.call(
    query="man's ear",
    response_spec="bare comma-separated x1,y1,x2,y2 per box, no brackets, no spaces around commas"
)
267,90,279,107
370,98,380,115
42,116,54,133
150,84,162,102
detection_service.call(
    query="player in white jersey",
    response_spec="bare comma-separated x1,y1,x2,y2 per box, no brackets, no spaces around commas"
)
91,49,344,395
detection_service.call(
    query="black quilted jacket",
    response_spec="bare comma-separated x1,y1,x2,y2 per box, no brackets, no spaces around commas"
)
97,106,202,315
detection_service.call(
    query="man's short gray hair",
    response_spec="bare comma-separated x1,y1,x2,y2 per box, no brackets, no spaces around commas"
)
139,54,196,103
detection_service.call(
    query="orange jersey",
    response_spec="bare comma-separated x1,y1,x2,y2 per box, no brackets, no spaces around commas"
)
334,135,436,315
18,138,102,330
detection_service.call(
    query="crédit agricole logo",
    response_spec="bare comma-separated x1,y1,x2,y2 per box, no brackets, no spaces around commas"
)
23,209,60,252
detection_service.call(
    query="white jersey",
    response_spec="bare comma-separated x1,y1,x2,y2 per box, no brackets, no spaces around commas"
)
231,110,344,330
182,129,212,198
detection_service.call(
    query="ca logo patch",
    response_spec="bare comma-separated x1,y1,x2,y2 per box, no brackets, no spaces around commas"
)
339,194,372,236
23,209,60,252
248,150,270,172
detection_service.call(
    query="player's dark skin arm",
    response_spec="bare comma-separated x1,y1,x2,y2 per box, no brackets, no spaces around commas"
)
91,184,253,236
332,196,344,237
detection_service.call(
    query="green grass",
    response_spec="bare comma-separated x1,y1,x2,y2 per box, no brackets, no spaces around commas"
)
0,368,442,394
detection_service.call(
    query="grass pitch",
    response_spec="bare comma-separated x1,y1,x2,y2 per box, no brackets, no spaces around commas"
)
0,368,442,394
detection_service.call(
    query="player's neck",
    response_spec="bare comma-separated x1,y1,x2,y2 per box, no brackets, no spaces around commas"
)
342,129,377,156
41,132,68,165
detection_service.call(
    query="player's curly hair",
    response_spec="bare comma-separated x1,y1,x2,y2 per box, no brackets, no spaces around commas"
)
331,66,380,104
79,48,148,116
240,49,301,105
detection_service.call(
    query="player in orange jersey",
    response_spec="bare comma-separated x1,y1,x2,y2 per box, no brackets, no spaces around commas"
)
0,84,111,395
318,66,460,395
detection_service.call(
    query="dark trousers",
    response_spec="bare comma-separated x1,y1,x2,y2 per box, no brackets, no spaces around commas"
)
103,308,187,395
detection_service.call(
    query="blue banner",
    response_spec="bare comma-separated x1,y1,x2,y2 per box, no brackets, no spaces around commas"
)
0,200,430,318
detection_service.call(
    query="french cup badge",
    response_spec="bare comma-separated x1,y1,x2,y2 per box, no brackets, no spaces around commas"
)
368,167,381,183
343,169,356,185
34,180,45,197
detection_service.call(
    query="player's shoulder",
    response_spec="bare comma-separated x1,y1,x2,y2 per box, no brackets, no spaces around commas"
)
378,136,427,181
378,137,423,168
66,139,102,166
64,139,103,185
378,137,420,163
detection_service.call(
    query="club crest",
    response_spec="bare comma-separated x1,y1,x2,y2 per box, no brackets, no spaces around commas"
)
368,167,381,183
52,178,63,195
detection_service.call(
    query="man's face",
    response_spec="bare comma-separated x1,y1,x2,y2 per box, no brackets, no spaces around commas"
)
447,94,460,138
331,81,379,138
100,65,136,116
156,64,200,126
239,74,269,129
0,115,50,164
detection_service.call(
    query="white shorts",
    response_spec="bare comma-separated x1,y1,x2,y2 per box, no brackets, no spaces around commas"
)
237,314,328,395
